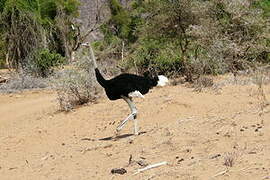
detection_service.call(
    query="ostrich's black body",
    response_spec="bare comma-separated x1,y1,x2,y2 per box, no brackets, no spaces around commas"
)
95,68,158,100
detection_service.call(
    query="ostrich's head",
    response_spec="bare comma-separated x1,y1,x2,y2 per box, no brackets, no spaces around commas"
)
81,42,90,47
143,70,168,87
143,71,159,86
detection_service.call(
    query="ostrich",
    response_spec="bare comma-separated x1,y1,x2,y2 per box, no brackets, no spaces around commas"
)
81,42,168,135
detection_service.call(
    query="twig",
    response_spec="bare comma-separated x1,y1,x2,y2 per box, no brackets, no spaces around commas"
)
81,144,112,154
0,78,8,83
128,154,133,165
212,169,229,178
133,161,167,175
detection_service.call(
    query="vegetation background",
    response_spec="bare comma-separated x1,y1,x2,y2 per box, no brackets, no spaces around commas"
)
0,0,269,109
0,2,270,179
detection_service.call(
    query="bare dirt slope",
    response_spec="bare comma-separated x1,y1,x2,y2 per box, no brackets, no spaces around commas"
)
0,76,270,180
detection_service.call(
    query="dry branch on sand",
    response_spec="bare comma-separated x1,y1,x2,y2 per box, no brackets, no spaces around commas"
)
133,161,168,175
212,169,229,178
0,77,8,83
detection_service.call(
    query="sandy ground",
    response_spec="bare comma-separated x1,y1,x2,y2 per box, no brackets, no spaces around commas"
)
0,75,270,180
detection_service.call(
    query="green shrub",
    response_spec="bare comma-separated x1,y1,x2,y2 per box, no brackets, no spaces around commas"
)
28,49,65,77
0,0,79,71
0,36,6,68
98,0,270,81
129,39,183,74
253,0,270,18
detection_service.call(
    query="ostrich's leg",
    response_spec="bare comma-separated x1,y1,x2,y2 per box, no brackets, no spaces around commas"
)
116,96,138,135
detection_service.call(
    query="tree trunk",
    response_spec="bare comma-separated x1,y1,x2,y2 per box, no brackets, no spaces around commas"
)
121,41,125,62
5,52,11,70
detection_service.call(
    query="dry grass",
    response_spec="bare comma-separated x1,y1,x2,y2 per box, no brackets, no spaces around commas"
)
53,68,99,111
192,76,214,92
223,152,237,167
52,48,101,111
252,67,270,117
0,72,48,93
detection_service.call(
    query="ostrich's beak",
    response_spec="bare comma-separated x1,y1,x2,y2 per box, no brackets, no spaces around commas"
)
81,42,89,47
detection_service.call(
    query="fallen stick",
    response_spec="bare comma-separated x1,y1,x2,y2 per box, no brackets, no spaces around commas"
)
81,144,112,154
133,161,167,175
0,78,8,83
212,169,229,178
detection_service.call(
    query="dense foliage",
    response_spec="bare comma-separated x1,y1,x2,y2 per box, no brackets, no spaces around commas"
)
0,0,80,76
0,0,269,81
27,48,65,77
99,0,270,81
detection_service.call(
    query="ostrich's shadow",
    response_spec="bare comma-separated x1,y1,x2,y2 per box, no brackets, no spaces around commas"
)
98,131,146,141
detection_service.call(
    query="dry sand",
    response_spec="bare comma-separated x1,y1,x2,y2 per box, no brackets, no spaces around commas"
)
0,75,270,180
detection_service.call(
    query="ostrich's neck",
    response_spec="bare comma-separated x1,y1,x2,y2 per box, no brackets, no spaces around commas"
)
89,44,98,69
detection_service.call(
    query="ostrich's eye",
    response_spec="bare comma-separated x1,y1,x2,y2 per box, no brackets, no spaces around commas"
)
143,71,150,77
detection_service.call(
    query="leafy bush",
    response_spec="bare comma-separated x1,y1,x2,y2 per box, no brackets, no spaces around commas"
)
27,49,65,77
98,0,141,61
0,2,45,69
0,0,80,72
128,39,183,75
98,0,269,81
253,0,270,18
127,0,199,80
0,36,5,68
107,0,136,42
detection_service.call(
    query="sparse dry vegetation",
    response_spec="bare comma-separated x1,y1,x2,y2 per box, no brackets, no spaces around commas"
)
52,48,100,111
0,72,48,93
252,67,270,116
224,152,237,167
53,68,98,111
192,76,214,92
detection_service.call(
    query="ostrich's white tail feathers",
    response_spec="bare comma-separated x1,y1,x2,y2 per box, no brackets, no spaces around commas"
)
157,75,169,86
128,90,145,98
